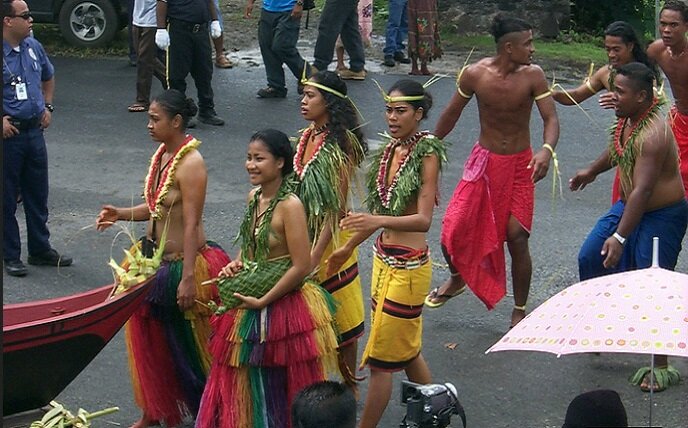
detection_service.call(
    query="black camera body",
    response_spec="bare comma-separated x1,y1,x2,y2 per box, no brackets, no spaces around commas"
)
400,381,466,428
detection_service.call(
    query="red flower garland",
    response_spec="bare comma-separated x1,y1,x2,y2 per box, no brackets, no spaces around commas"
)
613,99,658,157
144,135,196,219
376,131,428,208
294,125,328,180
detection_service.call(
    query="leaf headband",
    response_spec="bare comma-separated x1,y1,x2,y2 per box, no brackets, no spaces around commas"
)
300,64,365,119
373,74,447,103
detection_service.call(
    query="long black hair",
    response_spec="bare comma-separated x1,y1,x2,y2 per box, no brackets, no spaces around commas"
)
604,21,659,81
308,71,367,162
250,129,294,177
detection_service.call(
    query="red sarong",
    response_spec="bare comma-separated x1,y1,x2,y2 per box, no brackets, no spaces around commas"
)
440,143,534,309
670,105,688,197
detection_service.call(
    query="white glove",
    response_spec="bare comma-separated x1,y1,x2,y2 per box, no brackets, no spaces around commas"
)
210,20,222,39
155,29,170,50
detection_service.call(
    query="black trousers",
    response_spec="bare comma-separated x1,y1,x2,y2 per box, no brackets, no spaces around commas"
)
167,19,215,114
313,0,365,72
258,10,307,92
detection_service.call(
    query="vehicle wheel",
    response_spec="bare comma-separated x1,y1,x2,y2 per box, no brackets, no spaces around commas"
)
58,0,119,48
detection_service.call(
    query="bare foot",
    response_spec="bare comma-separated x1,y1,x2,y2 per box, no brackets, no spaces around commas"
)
129,414,160,428
640,372,665,392
510,307,526,329
420,64,431,75
409,68,422,75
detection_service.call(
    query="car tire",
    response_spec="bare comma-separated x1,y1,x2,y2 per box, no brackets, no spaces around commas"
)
58,0,120,48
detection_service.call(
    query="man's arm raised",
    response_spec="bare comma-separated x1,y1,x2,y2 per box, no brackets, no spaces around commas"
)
434,65,475,139
553,66,606,106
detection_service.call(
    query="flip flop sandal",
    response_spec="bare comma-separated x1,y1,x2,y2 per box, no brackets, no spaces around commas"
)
127,103,148,113
424,285,467,308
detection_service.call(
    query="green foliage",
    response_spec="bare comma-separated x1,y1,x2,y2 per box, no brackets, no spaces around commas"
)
440,32,608,66
571,0,656,43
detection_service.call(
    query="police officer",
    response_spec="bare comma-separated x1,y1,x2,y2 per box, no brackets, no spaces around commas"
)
3,0,71,277
155,0,225,127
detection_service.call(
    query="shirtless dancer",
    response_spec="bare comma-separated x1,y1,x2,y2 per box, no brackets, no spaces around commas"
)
553,21,657,110
648,0,688,197
572,62,687,393
554,21,658,203
425,14,560,329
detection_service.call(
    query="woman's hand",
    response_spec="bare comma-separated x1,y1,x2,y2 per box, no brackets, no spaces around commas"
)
326,246,353,277
176,276,196,311
220,260,244,278
96,205,119,231
233,293,264,310
339,212,379,234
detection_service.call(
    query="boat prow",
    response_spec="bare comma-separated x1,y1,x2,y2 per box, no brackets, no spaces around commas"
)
3,278,154,416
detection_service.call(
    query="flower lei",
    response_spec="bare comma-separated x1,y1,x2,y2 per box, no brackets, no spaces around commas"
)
294,124,329,180
608,99,662,193
375,131,428,209
366,131,447,216
143,135,201,220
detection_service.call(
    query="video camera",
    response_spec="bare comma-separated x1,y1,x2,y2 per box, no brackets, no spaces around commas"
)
400,381,466,428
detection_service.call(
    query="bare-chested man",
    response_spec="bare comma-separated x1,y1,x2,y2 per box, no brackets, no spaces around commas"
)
648,0,688,196
553,21,657,110
424,15,560,329
572,63,688,393
554,21,659,203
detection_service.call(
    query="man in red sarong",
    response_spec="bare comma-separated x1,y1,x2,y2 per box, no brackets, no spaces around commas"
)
425,14,560,328
648,0,688,197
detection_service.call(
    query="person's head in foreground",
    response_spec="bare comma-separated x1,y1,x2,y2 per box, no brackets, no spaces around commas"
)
292,381,356,428
612,62,655,119
562,389,628,428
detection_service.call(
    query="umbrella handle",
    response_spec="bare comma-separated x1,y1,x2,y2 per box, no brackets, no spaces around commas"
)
651,237,659,268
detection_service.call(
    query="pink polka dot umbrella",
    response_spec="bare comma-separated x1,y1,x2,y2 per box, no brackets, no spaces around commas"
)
486,264,688,358
486,238,686,425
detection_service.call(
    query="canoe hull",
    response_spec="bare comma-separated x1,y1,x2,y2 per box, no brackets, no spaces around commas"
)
3,279,153,416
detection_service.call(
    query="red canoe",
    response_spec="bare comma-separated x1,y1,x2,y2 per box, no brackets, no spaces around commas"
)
2,278,153,416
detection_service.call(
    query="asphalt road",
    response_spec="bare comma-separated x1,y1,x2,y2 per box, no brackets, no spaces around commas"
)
3,56,687,427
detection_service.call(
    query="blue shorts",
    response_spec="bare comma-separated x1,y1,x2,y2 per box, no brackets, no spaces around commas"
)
578,199,688,280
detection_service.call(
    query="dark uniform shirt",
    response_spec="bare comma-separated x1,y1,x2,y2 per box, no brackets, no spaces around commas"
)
3,38,54,120
167,0,210,23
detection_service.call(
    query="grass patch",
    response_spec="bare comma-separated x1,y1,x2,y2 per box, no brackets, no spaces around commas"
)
31,23,129,58
441,33,607,66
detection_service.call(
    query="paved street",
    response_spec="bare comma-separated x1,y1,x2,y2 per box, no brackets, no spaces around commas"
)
3,56,687,427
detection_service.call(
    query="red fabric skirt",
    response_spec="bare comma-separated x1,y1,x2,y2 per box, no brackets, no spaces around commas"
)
440,143,534,309
670,105,688,197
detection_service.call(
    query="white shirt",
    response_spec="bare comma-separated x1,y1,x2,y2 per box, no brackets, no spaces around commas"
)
132,0,157,27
